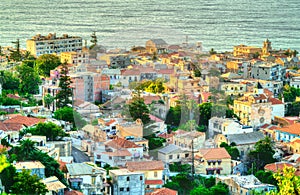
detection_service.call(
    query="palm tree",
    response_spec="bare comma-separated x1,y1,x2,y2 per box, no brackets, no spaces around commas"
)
19,139,37,160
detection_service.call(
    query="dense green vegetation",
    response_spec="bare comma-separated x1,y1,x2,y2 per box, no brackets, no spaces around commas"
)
54,107,87,129
220,142,240,160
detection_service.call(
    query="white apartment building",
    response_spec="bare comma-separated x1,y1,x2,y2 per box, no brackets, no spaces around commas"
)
26,33,82,57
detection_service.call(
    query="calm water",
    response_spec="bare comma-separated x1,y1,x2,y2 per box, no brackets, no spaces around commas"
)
1,0,300,52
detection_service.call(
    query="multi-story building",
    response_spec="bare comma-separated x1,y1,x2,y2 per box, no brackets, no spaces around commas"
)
65,162,106,194
173,130,205,151
234,84,272,128
109,169,145,195
125,161,164,191
233,45,261,58
101,68,121,85
256,80,283,97
194,148,231,175
158,144,190,164
216,175,276,195
250,63,286,81
145,39,168,54
26,33,82,57
94,137,144,167
70,72,110,102
60,48,89,65
220,82,247,96
290,76,300,89
208,117,253,138
14,161,45,179
275,123,300,142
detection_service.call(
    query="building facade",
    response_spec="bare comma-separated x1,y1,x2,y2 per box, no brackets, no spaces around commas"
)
26,33,82,57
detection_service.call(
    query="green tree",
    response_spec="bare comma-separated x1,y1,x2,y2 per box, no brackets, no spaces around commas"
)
18,139,37,160
54,107,86,129
10,39,22,62
0,165,17,193
23,122,67,141
127,95,150,124
17,64,41,94
220,142,240,160
198,102,212,127
247,137,276,172
286,101,300,116
0,70,20,93
209,48,217,55
255,170,277,186
55,62,73,108
36,54,61,77
267,166,300,195
165,105,181,127
11,169,48,195
43,93,55,109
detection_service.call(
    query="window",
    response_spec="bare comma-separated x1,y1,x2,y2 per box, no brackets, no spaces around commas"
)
154,171,158,177
127,177,130,181
140,176,143,180
120,188,124,191
97,155,101,159
208,162,211,165
185,153,189,158
109,156,112,160
127,187,130,191
169,155,173,159
177,154,180,159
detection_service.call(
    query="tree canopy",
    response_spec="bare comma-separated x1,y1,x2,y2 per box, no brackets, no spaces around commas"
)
54,107,86,129
55,62,73,108
22,122,67,141
247,136,276,172
11,169,48,195
17,63,41,95
220,142,240,160
126,95,150,124
35,54,61,77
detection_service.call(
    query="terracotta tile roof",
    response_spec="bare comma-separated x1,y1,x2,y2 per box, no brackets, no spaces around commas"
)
105,119,116,126
157,132,174,139
64,190,84,195
6,94,23,100
198,148,231,160
143,95,161,105
105,138,142,149
269,97,284,105
0,122,23,131
150,187,177,195
264,88,274,97
157,69,174,74
264,162,293,172
252,94,268,101
145,180,164,185
121,69,140,76
276,123,300,135
4,116,46,127
102,149,132,157
126,161,164,171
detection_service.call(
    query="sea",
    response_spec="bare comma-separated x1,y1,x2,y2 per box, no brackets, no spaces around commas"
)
1,0,300,52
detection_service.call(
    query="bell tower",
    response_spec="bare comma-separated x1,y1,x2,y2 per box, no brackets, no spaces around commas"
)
262,39,272,56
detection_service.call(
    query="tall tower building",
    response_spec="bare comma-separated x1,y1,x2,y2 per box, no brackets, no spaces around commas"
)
262,39,272,56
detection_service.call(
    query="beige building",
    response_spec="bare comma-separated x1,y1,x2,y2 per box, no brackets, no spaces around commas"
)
234,86,272,127
233,45,261,57
194,148,231,175
216,175,276,195
26,33,82,57
173,130,206,150
158,144,190,164
125,161,164,190
116,119,144,138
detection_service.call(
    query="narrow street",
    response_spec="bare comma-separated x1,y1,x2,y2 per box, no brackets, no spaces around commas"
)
72,146,90,163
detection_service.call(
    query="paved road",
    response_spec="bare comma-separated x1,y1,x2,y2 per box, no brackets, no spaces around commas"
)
72,146,90,163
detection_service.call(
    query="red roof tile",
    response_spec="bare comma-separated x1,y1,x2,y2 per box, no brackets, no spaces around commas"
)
150,187,177,195
102,149,132,157
105,138,142,149
143,95,161,105
145,180,163,185
105,119,116,126
4,116,46,127
64,190,84,195
264,162,293,172
277,123,300,135
126,161,164,171
269,97,284,105
198,148,231,160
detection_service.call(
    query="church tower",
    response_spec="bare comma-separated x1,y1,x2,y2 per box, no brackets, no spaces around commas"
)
262,39,272,56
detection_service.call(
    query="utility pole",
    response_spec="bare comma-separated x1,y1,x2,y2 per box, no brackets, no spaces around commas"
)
191,139,195,179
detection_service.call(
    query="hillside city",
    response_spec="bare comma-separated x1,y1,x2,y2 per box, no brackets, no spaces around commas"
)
0,32,300,195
